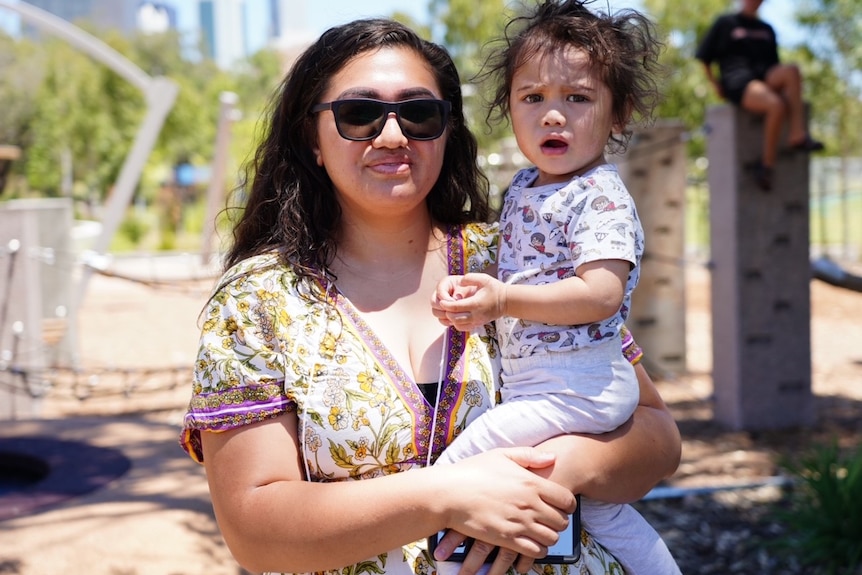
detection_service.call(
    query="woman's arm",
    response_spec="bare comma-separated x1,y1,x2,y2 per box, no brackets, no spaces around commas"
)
201,411,577,574
535,362,681,502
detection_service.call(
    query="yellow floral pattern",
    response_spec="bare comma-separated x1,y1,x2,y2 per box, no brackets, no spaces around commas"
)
181,223,623,575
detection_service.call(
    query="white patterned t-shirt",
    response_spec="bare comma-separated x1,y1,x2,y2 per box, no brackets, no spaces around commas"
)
496,164,644,359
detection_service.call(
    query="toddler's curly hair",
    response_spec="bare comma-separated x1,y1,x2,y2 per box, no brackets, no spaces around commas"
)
482,0,664,153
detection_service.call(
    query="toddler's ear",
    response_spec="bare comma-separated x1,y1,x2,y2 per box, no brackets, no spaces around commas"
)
613,100,634,134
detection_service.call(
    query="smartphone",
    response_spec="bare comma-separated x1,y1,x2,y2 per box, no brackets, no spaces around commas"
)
427,496,581,564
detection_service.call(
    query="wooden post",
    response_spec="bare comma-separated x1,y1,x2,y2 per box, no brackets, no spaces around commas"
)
615,121,688,377
0,145,21,194
706,104,814,430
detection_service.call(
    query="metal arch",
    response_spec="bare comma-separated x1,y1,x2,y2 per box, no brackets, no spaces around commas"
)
0,0,179,308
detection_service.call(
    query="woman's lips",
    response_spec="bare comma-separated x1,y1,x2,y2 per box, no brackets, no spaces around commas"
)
368,156,412,174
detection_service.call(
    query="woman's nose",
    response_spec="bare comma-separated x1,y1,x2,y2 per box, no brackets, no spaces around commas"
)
375,113,409,146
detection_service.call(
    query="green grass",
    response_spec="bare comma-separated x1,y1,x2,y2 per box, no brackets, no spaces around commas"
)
773,442,862,574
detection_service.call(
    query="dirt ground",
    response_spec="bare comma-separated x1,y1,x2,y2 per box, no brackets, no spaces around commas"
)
34,256,862,488
664,262,862,488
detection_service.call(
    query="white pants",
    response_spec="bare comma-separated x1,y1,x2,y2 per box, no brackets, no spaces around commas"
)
435,341,680,574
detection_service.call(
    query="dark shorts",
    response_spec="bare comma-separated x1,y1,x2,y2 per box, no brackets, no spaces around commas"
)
721,69,759,105
721,64,776,105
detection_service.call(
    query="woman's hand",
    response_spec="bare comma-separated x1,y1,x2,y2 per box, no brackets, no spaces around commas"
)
443,446,575,547
434,530,547,575
204,417,576,574
434,529,539,575
434,447,575,575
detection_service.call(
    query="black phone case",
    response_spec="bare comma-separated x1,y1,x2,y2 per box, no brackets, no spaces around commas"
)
428,495,581,564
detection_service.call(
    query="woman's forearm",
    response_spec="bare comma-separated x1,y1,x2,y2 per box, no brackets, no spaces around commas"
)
203,415,577,573
534,364,681,503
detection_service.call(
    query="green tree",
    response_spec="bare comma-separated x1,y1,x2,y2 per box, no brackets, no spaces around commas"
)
125,29,230,183
795,0,862,156
0,33,43,152
428,0,530,205
430,0,511,79
24,32,142,198
640,0,733,157
794,0,862,250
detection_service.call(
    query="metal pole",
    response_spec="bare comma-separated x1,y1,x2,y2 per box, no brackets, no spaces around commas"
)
201,91,240,265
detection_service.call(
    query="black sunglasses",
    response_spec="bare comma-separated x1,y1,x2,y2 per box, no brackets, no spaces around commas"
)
312,98,451,141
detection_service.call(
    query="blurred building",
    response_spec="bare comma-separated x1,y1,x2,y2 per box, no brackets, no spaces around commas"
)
22,0,177,35
199,0,315,70
267,0,316,68
13,0,313,71
199,0,246,70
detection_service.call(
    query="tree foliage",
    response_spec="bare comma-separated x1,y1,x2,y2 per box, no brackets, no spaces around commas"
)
0,23,283,209
24,32,143,196
640,0,739,157
0,33,42,150
429,0,517,151
794,0,862,157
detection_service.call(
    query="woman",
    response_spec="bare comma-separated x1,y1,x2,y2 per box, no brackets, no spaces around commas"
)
180,18,680,575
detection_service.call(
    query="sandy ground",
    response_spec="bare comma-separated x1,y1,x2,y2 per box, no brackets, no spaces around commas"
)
1,255,244,575
1,254,861,574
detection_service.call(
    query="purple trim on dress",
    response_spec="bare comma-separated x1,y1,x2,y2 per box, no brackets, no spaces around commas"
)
184,395,291,429
180,383,293,462
331,295,437,451
620,324,644,365
429,226,468,461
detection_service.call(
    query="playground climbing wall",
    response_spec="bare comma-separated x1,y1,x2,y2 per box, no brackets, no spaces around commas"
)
707,104,814,431
617,121,689,378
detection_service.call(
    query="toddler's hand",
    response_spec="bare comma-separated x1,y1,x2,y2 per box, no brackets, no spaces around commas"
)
431,275,477,327
431,273,506,332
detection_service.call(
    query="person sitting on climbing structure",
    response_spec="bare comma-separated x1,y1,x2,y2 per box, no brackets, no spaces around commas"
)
695,0,824,191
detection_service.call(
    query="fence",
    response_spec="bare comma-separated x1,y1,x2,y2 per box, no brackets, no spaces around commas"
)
684,158,862,265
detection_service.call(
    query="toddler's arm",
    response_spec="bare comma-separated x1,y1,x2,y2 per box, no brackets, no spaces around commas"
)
432,259,630,331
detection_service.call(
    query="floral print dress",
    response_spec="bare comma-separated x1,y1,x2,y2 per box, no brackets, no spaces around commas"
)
180,223,623,575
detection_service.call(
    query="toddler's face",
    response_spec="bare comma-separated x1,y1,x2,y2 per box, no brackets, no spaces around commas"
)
509,47,620,187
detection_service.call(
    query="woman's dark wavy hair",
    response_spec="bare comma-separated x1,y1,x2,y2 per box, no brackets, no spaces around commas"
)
223,18,489,286
481,0,663,153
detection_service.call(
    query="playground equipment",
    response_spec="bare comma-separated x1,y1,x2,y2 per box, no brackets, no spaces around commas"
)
0,1,177,419
615,121,689,379
707,104,815,431
811,256,862,292
200,91,241,264
0,145,21,193
0,0,179,310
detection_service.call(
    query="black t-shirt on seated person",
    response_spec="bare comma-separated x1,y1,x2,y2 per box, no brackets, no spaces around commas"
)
695,12,780,104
